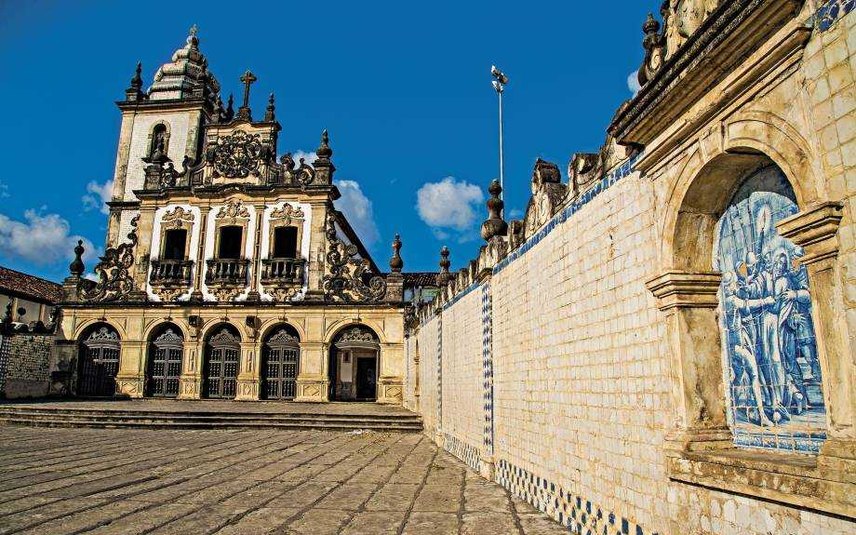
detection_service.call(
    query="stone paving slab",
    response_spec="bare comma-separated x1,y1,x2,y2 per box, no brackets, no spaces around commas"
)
0,427,568,534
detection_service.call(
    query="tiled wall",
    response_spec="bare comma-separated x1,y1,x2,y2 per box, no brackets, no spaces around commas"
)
404,6,856,534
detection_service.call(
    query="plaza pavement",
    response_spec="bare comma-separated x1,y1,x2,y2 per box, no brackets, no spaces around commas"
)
0,426,567,534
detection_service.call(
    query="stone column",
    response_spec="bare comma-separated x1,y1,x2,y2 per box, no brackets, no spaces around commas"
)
190,207,211,302
116,340,145,398
178,335,203,399
377,342,404,404
778,202,853,470
235,340,261,400
645,271,732,452
295,341,328,402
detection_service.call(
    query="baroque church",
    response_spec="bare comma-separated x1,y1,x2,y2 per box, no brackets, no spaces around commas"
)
55,27,429,404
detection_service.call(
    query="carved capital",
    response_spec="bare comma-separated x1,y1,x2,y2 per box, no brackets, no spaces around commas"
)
777,201,844,266
645,270,721,310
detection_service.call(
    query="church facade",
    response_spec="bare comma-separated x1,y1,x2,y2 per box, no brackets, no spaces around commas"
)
55,28,418,404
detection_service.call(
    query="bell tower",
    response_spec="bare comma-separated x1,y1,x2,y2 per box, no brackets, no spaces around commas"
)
106,26,221,246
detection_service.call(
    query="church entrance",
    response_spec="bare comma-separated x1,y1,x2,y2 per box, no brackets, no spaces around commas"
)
261,325,300,400
78,324,121,397
203,325,240,399
328,325,379,402
146,325,183,398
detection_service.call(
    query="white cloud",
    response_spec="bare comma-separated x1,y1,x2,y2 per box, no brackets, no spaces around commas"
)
0,209,98,268
291,150,318,166
627,70,642,95
82,180,113,215
334,180,380,246
416,177,484,242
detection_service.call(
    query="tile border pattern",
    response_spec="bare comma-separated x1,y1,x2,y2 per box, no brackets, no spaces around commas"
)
496,458,656,535
443,432,482,471
813,0,855,31
481,282,495,458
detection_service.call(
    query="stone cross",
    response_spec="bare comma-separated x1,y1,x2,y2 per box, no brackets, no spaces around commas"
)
240,70,257,109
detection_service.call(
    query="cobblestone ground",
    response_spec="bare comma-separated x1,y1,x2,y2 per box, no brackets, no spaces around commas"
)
0,427,566,534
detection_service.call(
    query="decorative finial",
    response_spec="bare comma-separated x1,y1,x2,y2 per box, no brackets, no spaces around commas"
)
131,62,143,90
187,24,199,47
316,129,333,159
481,179,508,241
264,92,276,122
125,62,145,101
643,12,660,35
437,246,451,286
637,13,665,87
225,93,235,120
69,239,85,277
237,70,257,121
389,234,403,273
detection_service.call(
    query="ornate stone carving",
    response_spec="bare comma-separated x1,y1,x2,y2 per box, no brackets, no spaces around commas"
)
637,13,666,87
209,328,240,347
269,203,305,225
153,328,184,348
523,159,566,237
210,130,264,178
79,216,140,303
437,246,451,286
267,329,299,347
162,206,195,229
322,212,387,302
85,326,120,345
216,199,250,224
335,326,379,350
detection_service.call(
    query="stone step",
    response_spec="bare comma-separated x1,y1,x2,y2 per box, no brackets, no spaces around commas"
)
0,405,423,432
0,417,423,432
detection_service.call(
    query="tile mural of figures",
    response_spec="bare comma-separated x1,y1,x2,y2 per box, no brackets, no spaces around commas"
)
714,166,826,454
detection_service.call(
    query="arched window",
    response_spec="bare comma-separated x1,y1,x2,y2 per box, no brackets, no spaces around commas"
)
713,166,825,453
149,123,168,157
203,325,241,399
78,324,121,396
261,325,300,400
146,325,184,397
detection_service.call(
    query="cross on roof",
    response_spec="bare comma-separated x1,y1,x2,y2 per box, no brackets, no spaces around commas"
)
240,70,257,109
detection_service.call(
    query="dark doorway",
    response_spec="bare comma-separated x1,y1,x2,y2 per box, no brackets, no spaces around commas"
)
146,326,183,397
272,227,298,258
162,229,187,260
262,326,300,400
203,325,240,399
328,325,380,402
218,226,243,259
78,325,120,397
356,358,377,400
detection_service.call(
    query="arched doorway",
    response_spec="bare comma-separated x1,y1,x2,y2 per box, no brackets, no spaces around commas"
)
78,324,120,397
146,324,184,398
203,324,240,399
328,325,379,402
261,324,300,400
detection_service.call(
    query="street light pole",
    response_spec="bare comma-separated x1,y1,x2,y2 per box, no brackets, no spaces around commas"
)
491,65,508,200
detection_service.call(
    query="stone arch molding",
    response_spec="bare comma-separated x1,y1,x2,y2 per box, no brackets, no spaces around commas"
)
73,318,127,342
142,319,189,342
199,320,249,342
259,320,304,344
323,319,388,345
660,111,821,271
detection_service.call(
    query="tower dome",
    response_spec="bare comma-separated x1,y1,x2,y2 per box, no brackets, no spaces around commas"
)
148,25,220,103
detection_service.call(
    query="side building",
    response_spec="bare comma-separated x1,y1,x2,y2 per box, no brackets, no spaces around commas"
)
56,28,416,404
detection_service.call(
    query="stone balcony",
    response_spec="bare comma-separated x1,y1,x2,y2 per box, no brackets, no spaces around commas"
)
260,257,305,300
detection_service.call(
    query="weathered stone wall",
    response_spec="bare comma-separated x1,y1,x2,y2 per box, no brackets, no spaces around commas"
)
405,5,856,534
0,333,54,398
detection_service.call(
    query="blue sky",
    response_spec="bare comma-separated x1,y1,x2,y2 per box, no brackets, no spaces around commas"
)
0,0,650,281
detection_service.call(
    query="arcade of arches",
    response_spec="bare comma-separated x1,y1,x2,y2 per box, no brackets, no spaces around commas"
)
66,311,404,404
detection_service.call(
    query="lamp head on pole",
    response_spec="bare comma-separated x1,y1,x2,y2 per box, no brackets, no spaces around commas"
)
491,65,509,91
